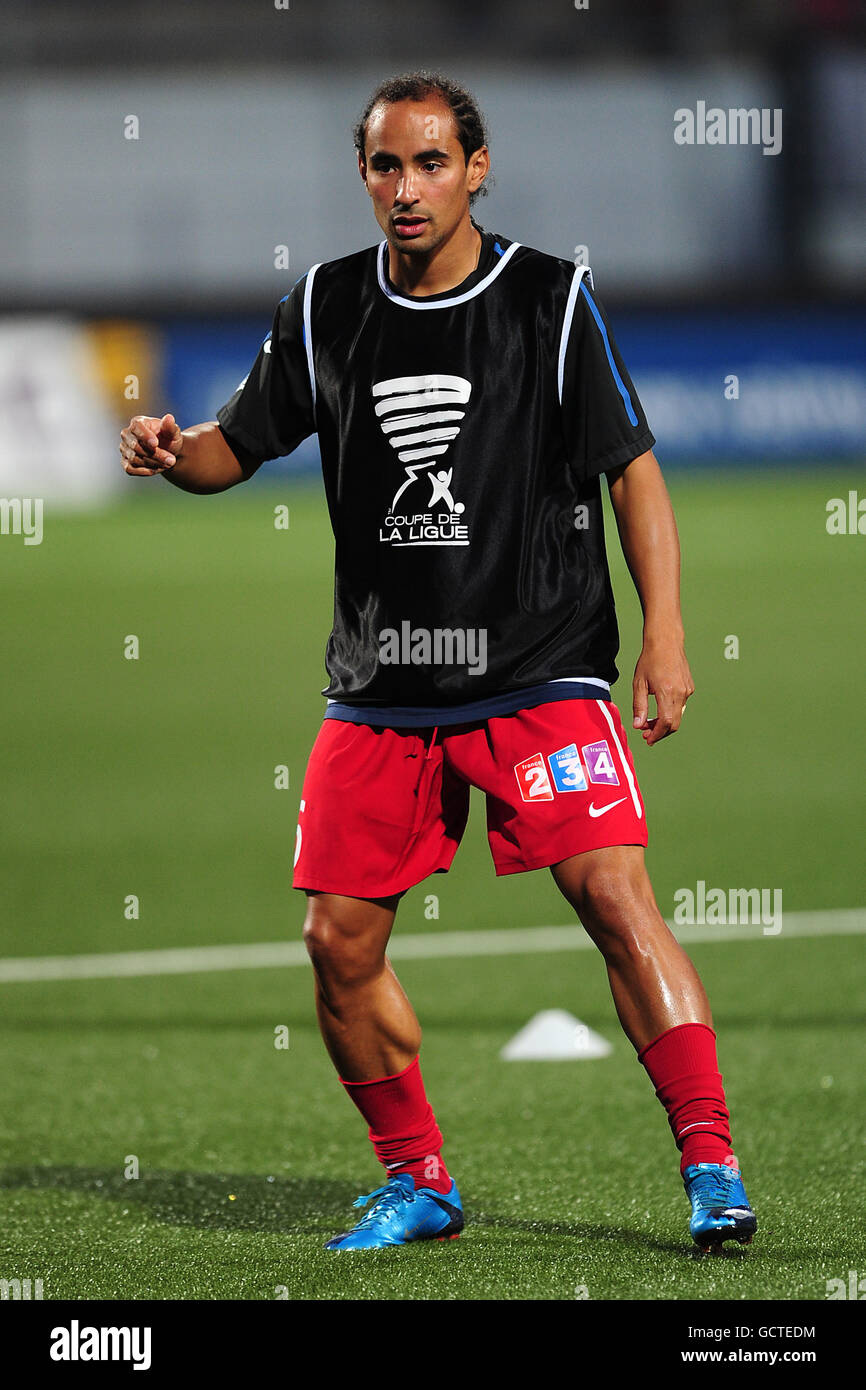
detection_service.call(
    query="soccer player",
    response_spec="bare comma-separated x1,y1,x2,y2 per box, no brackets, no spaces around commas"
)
120,71,757,1255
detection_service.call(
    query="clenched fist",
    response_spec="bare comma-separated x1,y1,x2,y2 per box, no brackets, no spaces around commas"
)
120,413,183,476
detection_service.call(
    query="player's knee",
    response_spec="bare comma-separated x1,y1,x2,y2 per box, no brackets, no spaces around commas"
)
578,862,658,955
302,908,384,987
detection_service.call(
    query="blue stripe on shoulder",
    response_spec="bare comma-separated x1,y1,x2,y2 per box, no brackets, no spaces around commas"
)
280,272,308,304
579,281,639,427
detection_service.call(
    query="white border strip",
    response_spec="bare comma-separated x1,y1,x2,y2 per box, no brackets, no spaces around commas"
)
302,263,321,408
557,264,592,404
0,911,863,983
596,698,642,819
376,239,521,310
549,676,610,691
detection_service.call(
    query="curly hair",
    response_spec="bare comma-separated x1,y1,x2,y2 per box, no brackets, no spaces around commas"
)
353,70,492,205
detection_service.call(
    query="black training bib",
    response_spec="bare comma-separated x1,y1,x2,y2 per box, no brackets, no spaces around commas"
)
218,229,654,706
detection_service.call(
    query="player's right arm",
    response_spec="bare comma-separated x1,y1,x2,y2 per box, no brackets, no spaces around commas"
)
121,274,315,491
120,413,257,493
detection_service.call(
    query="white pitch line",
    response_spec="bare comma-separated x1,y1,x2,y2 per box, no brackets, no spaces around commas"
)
0,909,863,985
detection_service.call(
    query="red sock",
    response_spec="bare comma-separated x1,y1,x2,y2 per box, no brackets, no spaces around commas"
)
340,1055,452,1194
638,1023,735,1175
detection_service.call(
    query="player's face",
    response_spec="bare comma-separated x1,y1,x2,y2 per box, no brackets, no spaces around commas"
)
359,98,488,256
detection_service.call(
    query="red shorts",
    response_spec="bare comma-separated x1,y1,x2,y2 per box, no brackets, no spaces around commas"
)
292,699,647,898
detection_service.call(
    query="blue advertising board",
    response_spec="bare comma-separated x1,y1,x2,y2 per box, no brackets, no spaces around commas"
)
158,309,866,474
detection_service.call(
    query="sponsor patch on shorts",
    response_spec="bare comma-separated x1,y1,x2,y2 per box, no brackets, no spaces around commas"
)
581,739,620,786
514,753,555,803
546,742,588,793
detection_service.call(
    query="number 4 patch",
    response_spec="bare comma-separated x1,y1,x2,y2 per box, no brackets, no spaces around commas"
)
581,739,620,786
514,753,554,802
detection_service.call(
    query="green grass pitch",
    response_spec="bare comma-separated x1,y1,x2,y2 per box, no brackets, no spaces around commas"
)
1,466,864,1300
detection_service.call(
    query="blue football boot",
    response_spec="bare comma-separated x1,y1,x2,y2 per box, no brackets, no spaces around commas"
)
324,1172,464,1250
683,1161,757,1253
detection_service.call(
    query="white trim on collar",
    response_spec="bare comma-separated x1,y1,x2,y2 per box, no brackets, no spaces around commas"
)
376,238,521,309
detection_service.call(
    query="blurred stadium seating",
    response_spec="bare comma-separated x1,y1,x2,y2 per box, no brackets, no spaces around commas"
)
1,0,864,495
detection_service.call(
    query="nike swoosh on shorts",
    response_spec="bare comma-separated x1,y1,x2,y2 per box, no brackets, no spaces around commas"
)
588,798,628,818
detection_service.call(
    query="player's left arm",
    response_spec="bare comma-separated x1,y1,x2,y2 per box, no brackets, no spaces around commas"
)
606,449,694,745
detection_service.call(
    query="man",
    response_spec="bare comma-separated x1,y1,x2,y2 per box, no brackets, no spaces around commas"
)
121,71,756,1255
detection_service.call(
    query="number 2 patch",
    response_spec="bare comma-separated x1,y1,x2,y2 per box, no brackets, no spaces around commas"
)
514,753,555,802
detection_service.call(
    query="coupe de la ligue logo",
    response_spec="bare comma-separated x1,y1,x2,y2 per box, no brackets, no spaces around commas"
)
373,373,472,547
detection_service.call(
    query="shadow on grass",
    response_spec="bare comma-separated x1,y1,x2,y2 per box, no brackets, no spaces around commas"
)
0,1164,768,1260
0,1165,355,1236
469,1208,694,1258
